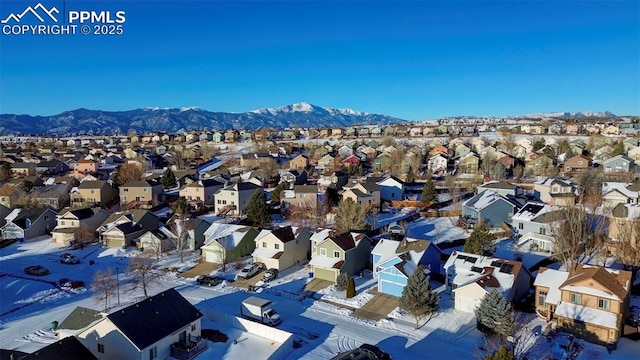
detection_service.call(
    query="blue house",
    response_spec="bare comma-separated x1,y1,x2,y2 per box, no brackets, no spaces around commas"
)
371,237,442,297
462,190,522,228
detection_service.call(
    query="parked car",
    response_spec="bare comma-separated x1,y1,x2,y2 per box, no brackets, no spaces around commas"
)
197,275,221,287
60,279,85,290
262,268,279,283
60,254,80,264
25,265,50,276
236,262,265,280
330,344,391,360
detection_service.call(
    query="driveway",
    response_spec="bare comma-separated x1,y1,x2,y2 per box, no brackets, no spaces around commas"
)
231,270,266,289
304,278,332,293
353,289,399,321
179,261,220,279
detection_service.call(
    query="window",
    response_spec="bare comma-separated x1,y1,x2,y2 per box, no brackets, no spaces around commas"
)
61,221,66,226
149,346,157,360
578,161,583,165
569,293,582,304
598,299,610,310
91,190,95,194
540,227,546,235
143,188,147,192
320,248,326,256
122,196,127,201
262,242,267,248
124,188,129,192
538,291,547,306
274,243,280,250
518,223,523,230
333,251,340,258
217,200,221,204
191,324,196,331
98,344,104,353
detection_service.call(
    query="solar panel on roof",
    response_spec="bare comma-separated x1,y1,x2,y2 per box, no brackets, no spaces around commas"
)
470,266,483,273
499,264,514,274
490,260,502,267
465,257,477,263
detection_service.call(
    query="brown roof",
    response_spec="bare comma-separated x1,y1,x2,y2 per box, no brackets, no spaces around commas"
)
561,265,631,301
333,260,345,269
396,238,430,255
271,226,296,243
330,232,356,251
273,251,284,259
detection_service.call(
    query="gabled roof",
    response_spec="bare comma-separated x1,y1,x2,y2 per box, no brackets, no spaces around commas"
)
603,154,633,164
294,185,317,194
463,190,520,211
77,180,109,190
107,288,202,351
22,336,97,360
560,264,631,301
270,226,296,243
121,179,161,188
58,207,99,220
58,306,102,330
6,208,54,229
330,232,357,251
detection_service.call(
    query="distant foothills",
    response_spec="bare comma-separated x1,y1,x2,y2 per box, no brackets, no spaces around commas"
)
0,101,630,136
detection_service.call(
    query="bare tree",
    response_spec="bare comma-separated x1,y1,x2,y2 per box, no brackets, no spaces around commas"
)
550,205,604,271
614,218,640,282
167,216,191,263
92,268,117,311
127,253,159,299
389,148,405,177
287,197,319,228
73,224,97,249
115,163,144,187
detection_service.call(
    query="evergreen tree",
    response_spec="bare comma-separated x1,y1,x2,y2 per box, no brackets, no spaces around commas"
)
463,223,497,256
271,182,289,202
160,168,177,189
323,187,340,212
172,196,189,215
484,346,515,360
247,191,271,227
336,272,349,291
334,198,367,232
399,264,440,330
346,276,356,298
406,166,415,183
421,176,437,205
610,141,625,157
475,289,515,338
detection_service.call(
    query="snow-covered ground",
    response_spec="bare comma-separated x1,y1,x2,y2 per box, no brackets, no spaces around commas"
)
1,235,639,359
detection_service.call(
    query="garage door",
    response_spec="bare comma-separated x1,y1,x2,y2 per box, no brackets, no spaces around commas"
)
456,295,480,313
204,251,222,264
379,280,404,297
313,267,337,282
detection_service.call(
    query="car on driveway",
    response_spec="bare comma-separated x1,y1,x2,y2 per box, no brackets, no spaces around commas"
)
197,275,221,287
330,344,391,360
60,254,80,264
25,265,50,276
236,262,265,280
262,268,279,282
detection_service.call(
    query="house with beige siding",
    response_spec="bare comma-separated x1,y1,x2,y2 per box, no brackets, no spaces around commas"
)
70,180,117,208
179,178,225,207
252,226,311,271
51,207,109,245
342,182,380,209
119,179,163,209
309,230,371,282
73,159,98,178
534,265,631,344
98,210,159,248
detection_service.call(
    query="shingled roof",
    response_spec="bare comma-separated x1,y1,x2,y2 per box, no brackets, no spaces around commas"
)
107,288,202,351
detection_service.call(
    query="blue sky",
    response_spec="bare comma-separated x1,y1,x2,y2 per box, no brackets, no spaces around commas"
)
1,1,639,119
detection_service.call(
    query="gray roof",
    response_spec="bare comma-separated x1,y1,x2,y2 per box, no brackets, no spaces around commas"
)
58,306,102,330
78,180,108,189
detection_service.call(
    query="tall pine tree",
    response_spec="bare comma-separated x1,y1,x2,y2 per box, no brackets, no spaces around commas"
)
400,264,440,330
475,289,514,338
421,176,437,205
160,168,177,189
247,191,271,227
463,223,497,256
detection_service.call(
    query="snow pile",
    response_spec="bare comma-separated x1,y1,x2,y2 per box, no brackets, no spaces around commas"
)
317,285,375,309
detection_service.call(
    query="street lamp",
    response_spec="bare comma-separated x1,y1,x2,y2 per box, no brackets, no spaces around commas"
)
116,267,120,306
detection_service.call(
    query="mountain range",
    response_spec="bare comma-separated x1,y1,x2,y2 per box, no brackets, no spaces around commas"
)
0,103,620,136
0,102,404,136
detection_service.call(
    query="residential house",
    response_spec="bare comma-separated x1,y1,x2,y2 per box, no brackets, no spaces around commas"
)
35,159,70,176
563,155,592,174
138,226,176,253
628,146,640,162
70,180,117,207
317,171,349,191
289,154,309,170
603,155,635,173
252,226,311,271
608,203,640,247
22,336,97,360
51,207,109,245
476,181,523,198
338,145,354,159
77,288,206,360
525,154,555,177
200,224,259,264
119,179,164,209
281,185,318,211
532,178,577,206
11,162,36,176
372,237,442,297
602,182,640,209
28,183,71,210
458,153,480,174
179,178,226,207
372,153,390,171
566,124,579,135
427,154,448,174
55,306,102,340
511,202,559,252
454,144,471,159
444,251,531,313
342,154,361,168
461,190,522,228
316,154,340,173
603,125,620,136
213,182,262,216
377,176,406,202
308,231,371,282
280,169,307,187
342,182,380,209
98,210,160,248
74,159,99,178
534,265,631,344
0,208,57,241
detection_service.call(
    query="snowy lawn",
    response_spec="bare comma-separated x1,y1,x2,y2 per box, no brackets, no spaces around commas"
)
316,270,377,308
405,217,469,244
